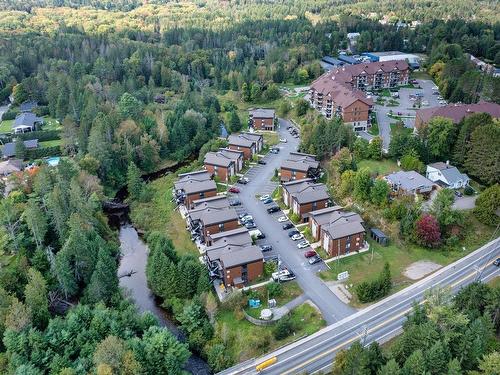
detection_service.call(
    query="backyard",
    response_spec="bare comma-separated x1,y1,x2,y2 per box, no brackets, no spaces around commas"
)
357,159,401,176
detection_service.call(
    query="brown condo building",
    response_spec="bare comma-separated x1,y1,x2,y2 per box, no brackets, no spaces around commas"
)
282,179,330,221
204,151,236,181
280,152,320,182
307,206,344,241
414,102,500,132
309,60,410,132
228,132,264,160
173,170,217,208
205,243,263,287
249,108,276,131
188,205,240,243
320,211,366,257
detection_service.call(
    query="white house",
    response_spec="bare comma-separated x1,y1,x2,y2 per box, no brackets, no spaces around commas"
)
426,162,470,189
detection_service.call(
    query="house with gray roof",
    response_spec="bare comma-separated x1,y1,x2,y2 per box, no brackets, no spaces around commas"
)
249,108,276,131
282,179,330,221
205,243,263,287
384,171,435,197
188,206,239,243
280,152,320,182
321,212,366,258
204,151,236,181
1,139,38,158
426,162,470,189
205,227,252,249
13,112,43,133
19,101,38,113
0,159,23,176
173,170,217,208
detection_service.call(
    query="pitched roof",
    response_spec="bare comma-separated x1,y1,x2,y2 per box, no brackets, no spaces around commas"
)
206,228,252,251
416,102,500,125
207,244,263,268
291,183,330,205
1,140,38,158
190,207,238,226
204,151,234,167
281,152,319,172
427,163,469,185
13,112,43,128
192,195,229,208
174,170,213,192
240,132,263,142
384,171,434,191
0,159,23,175
309,206,345,226
218,148,243,160
228,134,254,148
19,101,38,112
249,108,275,118
323,213,365,240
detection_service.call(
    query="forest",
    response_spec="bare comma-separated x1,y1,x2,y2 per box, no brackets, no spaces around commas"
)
0,1,498,374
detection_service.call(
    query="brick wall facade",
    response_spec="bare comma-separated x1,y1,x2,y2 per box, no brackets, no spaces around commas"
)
252,117,275,131
280,168,308,182
185,189,217,208
204,163,233,181
203,219,240,239
223,260,264,287
292,199,329,219
229,144,253,159
323,231,365,257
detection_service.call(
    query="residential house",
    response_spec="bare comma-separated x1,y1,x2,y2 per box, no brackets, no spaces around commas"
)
204,151,236,181
384,171,435,197
173,170,217,208
191,195,230,210
188,206,239,242
1,139,38,158
205,244,263,287
218,148,244,172
426,162,470,189
13,113,44,133
280,152,320,182
321,213,366,257
19,101,38,113
0,159,23,176
249,109,276,131
308,206,344,241
205,226,252,248
414,102,500,131
282,179,330,221
227,132,263,159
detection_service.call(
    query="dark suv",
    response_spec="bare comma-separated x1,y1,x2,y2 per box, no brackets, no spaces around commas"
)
267,206,280,214
288,229,300,237
282,223,294,230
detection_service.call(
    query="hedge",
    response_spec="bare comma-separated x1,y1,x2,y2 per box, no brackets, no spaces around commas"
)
26,146,61,159
1,109,18,121
17,130,61,142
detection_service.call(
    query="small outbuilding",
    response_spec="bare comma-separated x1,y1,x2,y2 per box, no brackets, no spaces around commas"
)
370,228,388,246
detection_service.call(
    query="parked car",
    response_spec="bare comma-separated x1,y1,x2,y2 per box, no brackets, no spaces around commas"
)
272,269,295,282
280,138,287,143
291,233,304,241
238,212,248,219
432,91,440,95
238,177,249,184
263,197,273,204
410,79,418,84
308,255,322,265
293,133,299,138
254,232,266,239
439,100,447,105
278,216,288,222
297,240,310,249
244,221,256,229
260,244,273,252
288,229,300,237
454,190,463,198
228,186,240,193
240,215,253,223
282,223,294,230
494,258,500,267
267,206,280,214
229,199,241,206
258,160,267,165
270,148,280,154
304,250,317,258
259,194,271,201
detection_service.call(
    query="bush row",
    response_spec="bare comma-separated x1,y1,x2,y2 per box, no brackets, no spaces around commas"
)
26,146,61,159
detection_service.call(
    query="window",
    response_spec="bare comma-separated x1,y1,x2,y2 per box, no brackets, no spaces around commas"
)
199,192,205,198
218,223,224,230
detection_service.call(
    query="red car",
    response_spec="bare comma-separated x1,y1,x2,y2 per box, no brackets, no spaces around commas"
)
304,250,317,258
228,186,240,193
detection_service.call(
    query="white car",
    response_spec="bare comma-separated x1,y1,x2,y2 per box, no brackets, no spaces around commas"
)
240,215,253,223
439,100,447,105
259,194,271,201
291,233,304,241
297,240,310,249
278,216,288,223
271,269,296,282
280,138,287,143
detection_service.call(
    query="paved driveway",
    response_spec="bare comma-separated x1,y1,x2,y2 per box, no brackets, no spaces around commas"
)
452,195,477,210
374,79,441,151
229,119,355,324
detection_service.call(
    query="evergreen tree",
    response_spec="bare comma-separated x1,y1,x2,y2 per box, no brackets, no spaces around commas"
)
14,139,27,159
24,268,49,329
229,110,242,132
402,349,426,375
371,179,390,207
23,199,48,250
378,359,401,375
127,162,143,201
425,340,449,375
447,358,462,375
84,247,118,305
354,168,372,201
464,123,499,185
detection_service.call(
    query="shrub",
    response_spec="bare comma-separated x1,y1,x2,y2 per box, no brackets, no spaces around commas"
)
266,282,283,298
289,213,301,224
17,130,61,142
273,315,294,340
473,184,500,226
464,186,474,196
264,261,277,277
26,146,61,159
415,214,441,247
33,106,49,117
1,108,18,121
355,262,392,303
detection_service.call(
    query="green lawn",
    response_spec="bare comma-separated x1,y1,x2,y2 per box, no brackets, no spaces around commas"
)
129,172,199,256
357,159,401,176
319,213,497,306
368,120,379,136
410,71,433,80
244,281,303,318
0,119,13,133
390,122,413,136
42,117,61,131
40,139,62,148
216,302,325,364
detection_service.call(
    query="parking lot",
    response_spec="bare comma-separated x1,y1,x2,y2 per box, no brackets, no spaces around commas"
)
374,79,443,150
227,119,355,324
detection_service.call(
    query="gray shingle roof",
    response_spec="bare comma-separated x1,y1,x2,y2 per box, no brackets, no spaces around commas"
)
292,183,329,204
309,206,344,225
13,112,43,129
191,207,238,226
249,108,275,118
204,151,234,167
384,171,434,192
2,139,38,158
206,227,252,251
240,132,263,143
207,244,263,268
174,170,214,192
427,163,469,186
282,152,319,172
192,195,229,208
228,134,254,148
218,148,243,160
323,214,365,240
19,101,38,112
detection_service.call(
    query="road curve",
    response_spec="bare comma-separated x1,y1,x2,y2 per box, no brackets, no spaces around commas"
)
218,237,500,375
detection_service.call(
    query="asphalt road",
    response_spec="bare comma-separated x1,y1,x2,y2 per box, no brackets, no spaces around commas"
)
230,118,355,324
219,237,500,375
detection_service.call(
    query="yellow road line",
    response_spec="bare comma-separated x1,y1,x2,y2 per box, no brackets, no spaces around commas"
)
278,260,497,375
